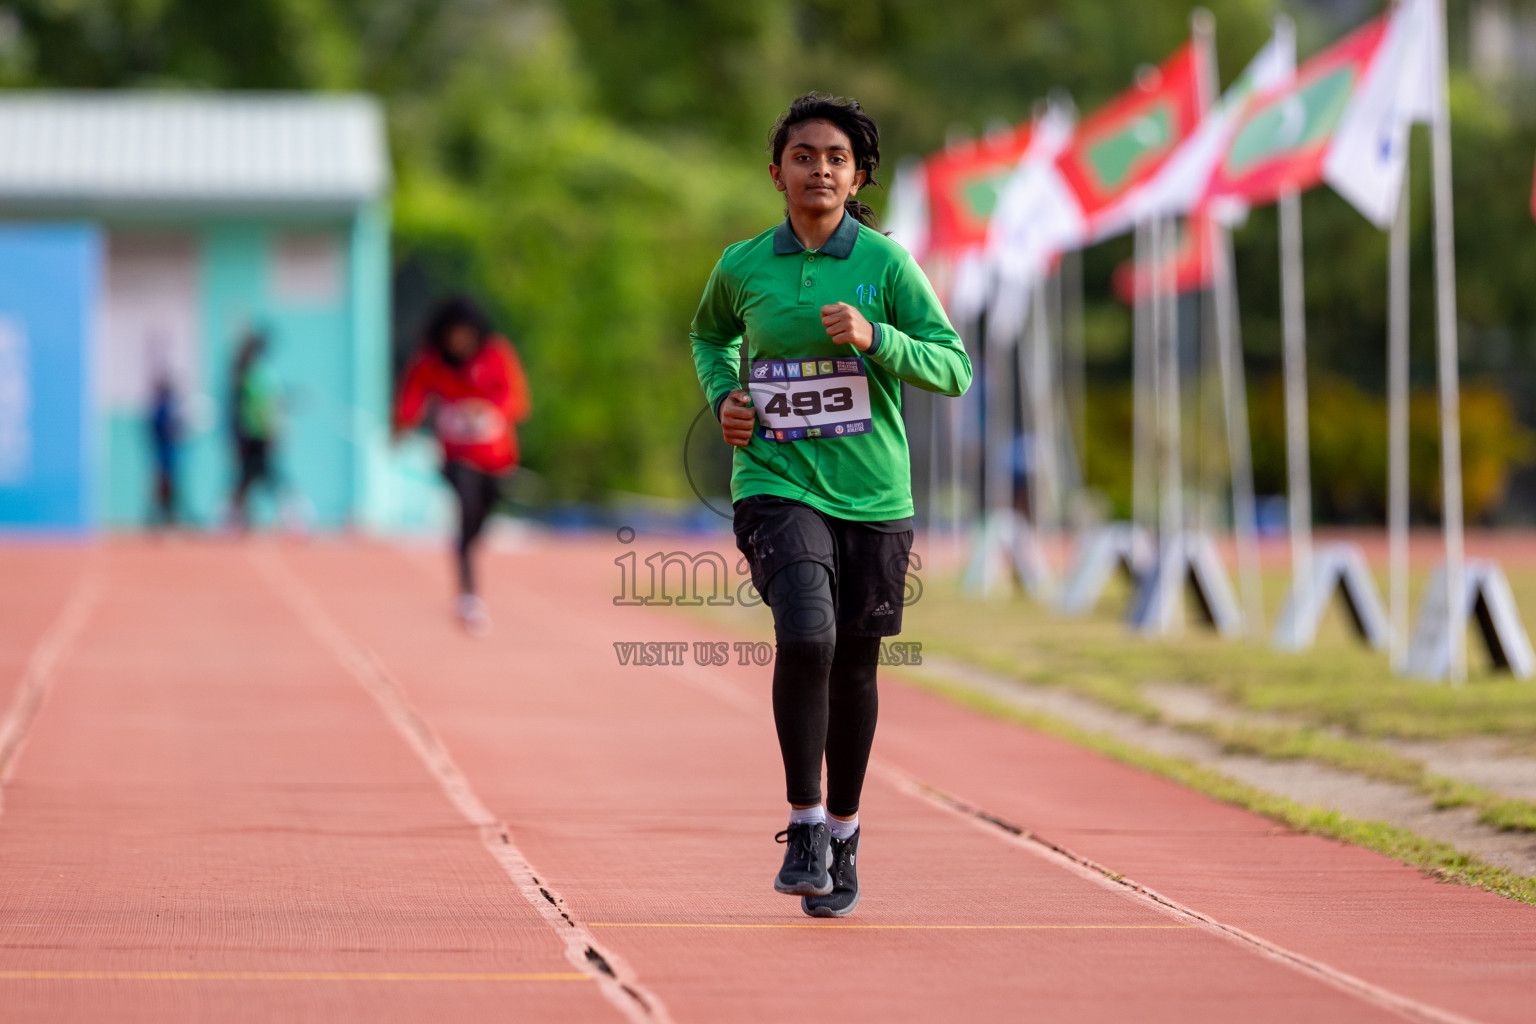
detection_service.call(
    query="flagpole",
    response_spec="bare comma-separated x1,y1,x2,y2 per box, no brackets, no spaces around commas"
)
1192,9,1216,541
1212,223,1264,636
1031,272,1060,595
1278,187,1314,647
1427,0,1466,683
1389,168,1411,672
1197,9,1265,635
1159,214,1185,636
927,385,942,567
1133,220,1154,546
982,308,1008,595
1064,248,1087,499
956,304,978,576
1198,244,1220,537
949,366,963,567
1191,8,1218,542
1151,219,1164,562
1051,259,1080,533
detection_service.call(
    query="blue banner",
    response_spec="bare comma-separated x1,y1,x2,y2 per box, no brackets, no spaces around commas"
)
0,224,100,531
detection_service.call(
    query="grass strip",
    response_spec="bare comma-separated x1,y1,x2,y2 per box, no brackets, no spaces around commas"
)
900,671,1536,907
1189,719,1536,833
923,640,1536,836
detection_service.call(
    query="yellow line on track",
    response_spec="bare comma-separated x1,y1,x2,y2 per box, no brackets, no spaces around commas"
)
589,923,1198,930
0,971,589,982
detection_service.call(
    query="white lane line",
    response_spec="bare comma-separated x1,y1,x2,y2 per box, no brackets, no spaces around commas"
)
0,572,100,809
656,656,1487,1024
882,770,1486,1024
249,548,671,1024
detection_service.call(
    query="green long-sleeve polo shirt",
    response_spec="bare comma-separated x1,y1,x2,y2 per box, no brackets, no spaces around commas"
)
690,212,972,521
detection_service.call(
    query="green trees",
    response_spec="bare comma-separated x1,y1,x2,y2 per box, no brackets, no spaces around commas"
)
385,14,779,499
4,0,1535,515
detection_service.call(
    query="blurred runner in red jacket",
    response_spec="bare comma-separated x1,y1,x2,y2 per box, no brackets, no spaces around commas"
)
394,296,532,635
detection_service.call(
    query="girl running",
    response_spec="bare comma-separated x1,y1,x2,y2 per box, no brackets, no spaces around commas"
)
394,296,532,636
689,94,971,916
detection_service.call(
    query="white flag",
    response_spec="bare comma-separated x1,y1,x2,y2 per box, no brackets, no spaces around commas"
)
980,105,1081,342
1322,0,1443,229
885,157,930,261
985,106,1080,282
948,250,993,326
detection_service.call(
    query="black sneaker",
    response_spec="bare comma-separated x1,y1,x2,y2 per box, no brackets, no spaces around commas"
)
773,822,832,895
802,828,859,917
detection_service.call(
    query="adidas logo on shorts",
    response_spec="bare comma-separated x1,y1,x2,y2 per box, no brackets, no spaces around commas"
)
872,601,893,617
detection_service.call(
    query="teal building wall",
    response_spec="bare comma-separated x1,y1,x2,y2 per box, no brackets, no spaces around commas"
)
98,209,391,531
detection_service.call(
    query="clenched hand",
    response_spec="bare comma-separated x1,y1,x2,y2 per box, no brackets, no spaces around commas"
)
720,389,756,447
821,302,873,351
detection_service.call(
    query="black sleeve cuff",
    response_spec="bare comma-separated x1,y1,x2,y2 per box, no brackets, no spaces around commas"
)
867,322,884,356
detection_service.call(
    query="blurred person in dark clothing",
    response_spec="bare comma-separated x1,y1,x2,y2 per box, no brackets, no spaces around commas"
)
228,329,281,531
148,372,180,528
393,296,532,636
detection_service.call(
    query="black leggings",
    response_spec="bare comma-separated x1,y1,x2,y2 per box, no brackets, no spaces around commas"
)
766,562,882,818
443,461,502,595
231,437,273,527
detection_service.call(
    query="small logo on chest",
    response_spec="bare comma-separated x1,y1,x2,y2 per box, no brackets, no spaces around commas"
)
854,283,877,305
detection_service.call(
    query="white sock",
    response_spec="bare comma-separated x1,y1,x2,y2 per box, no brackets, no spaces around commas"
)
788,805,825,826
828,813,859,840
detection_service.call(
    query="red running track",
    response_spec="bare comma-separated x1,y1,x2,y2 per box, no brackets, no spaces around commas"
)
0,536,1532,1023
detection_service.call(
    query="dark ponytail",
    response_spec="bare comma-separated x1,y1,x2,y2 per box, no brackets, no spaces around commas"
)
769,92,882,229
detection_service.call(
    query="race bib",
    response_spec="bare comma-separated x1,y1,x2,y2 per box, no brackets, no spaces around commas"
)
747,356,873,442
436,398,506,445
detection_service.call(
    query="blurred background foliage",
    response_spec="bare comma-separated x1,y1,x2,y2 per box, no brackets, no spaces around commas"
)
2,0,1535,519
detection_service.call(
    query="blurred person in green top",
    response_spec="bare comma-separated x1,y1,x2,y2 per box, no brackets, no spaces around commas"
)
228,329,282,532
690,93,971,917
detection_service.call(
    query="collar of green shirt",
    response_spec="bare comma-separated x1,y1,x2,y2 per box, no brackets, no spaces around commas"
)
772,211,860,258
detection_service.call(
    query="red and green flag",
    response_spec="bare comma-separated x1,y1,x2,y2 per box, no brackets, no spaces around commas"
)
1056,42,1204,236
1206,17,1387,210
980,40,1203,318
923,123,1034,262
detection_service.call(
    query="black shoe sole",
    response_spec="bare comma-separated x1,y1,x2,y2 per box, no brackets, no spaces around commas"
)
801,891,860,917
774,876,834,896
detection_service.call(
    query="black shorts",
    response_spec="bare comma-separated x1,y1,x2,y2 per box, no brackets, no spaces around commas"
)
237,437,270,488
733,495,914,637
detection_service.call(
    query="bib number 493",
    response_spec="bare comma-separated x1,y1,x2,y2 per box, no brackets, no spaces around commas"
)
762,386,854,418
747,356,873,441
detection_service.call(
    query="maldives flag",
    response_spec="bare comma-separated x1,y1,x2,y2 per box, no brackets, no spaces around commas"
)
1112,212,1214,304
1057,42,1205,238
1206,17,1388,212
1105,26,1295,230
980,106,1078,333
979,43,1202,338
923,123,1034,262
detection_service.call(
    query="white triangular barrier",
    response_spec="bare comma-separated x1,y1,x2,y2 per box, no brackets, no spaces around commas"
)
1272,542,1391,652
962,510,1053,599
1128,531,1244,637
1406,560,1535,680
1059,523,1153,615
